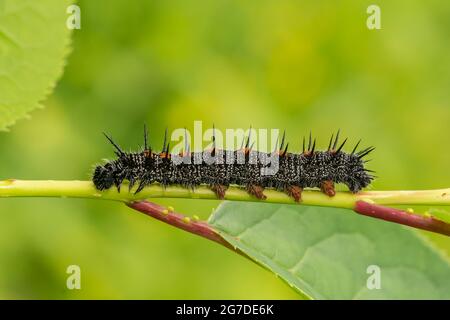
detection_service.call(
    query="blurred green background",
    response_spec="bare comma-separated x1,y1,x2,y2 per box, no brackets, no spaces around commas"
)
0,0,449,298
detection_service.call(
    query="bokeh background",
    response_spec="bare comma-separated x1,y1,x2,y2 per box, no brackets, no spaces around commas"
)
0,0,449,298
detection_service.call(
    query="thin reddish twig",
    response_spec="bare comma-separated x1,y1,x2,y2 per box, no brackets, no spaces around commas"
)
127,201,236,250
354,200,450,236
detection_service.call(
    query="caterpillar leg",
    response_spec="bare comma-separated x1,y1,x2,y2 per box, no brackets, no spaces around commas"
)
134,180,147,194
246,184,267,200
285,185,303,202
210,184,228,200
320,180,336,197
128,176,136,191
114,176,124,192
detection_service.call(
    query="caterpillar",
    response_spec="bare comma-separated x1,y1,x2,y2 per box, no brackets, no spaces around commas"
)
92,125,375,202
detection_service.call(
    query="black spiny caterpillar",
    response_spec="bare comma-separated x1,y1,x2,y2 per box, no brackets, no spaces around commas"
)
93,126,375,201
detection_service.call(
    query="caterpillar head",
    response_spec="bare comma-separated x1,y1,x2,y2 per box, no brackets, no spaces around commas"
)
93,164,115,190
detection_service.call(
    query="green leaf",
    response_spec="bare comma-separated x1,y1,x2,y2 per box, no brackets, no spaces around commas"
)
0,0,72,130
209,202,450,299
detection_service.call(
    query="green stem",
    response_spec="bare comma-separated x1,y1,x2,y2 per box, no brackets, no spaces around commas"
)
1,179,450,208
2,179,450,236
